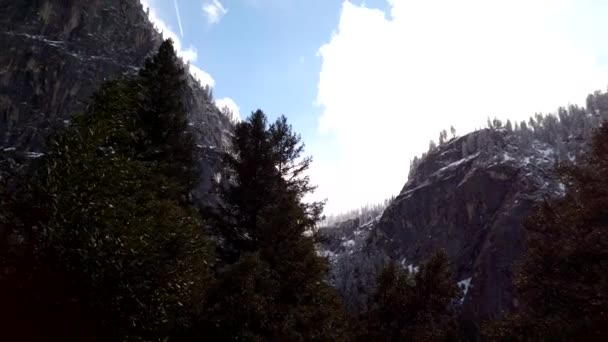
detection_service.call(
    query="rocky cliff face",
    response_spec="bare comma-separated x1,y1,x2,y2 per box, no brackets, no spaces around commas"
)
0,0,157,149
0,0,232,202
320,119,600,322
373,129,565,320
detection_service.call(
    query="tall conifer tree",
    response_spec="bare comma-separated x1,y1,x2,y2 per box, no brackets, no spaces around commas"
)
0,41,213,342
139,39,196,196
205,109,351,341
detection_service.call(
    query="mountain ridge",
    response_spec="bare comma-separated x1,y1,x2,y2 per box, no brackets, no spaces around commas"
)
320,100,608,324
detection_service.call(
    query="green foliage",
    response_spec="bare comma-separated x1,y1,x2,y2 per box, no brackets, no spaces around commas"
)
207,109,352,341
0,40,213,341
138,39,197,197
360,250,461,342
485,123,608,341
0,36,489,341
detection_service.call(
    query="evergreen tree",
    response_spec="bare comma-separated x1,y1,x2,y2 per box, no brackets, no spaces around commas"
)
0,42,213,342
138,39,196,197
439,129,448,144
485,122,608,341
528,117,536,131
493,118,503,129
206,110,351,341
360,250,461,342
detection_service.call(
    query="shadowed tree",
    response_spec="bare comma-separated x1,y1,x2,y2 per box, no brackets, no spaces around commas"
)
205,109,352,341
360,250,461,342
138,39,196,198
0,41,214,342
485,122,608,341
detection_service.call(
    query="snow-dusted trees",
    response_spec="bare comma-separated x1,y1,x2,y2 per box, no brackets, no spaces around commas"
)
329,250,389,312
411,88,608,177
486,122,608,341
322,197,395,227
493,117,503,129
439,129,448,144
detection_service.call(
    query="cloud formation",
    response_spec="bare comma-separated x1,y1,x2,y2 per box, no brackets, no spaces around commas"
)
311,0,608,214
203,0,228,25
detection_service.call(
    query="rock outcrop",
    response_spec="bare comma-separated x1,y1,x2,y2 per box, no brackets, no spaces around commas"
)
321,119,601,323
0,0,232,203
372,129,564,320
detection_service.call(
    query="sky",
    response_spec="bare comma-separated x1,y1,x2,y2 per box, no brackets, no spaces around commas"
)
140,0,608,215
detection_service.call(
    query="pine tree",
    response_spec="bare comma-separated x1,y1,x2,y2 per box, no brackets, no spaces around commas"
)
520,120,527,131
493,117,503,129
528,117,537,131
439,130,447,144
205,109,351,340
0,43,213,342
138,39,196,197
360,250,461,341
485,122,608,341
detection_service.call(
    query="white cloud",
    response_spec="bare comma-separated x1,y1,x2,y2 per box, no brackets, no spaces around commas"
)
140,0,215,87
215,97,241,121
190,65,215,88
311,0,608,214
203,0,228,25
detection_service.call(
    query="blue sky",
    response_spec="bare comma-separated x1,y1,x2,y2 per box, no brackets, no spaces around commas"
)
142,0,359,137
141,0,608,214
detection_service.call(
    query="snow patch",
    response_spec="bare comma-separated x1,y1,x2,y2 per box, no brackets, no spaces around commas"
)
502,152,516,162
26,152,45,158
434,152,480,176
458,277,473,304
342,239,356,248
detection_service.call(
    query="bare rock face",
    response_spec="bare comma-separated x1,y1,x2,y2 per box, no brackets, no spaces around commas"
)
0,0,160,149
372,129,564,321
320,127,576,323
0,0,232,203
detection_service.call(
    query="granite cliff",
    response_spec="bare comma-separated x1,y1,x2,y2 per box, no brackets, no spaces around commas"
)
0,0,232,203
320,101,608,326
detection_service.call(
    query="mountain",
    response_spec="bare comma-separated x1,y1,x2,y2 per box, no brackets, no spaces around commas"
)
3,0,608,334
0,0,232,204
320,98,608,325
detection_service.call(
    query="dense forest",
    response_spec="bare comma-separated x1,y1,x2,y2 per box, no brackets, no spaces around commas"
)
1,40,607,341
